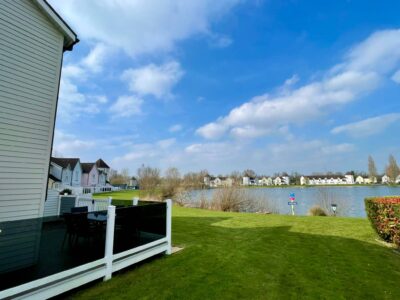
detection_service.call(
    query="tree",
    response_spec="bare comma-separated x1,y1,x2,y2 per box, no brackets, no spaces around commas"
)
109,168,130,185
137,164,161,191
386,154,400,182
243,169,256,178
368,155,377,179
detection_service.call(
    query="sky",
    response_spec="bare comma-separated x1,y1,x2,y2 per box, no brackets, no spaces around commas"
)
49,0,400,176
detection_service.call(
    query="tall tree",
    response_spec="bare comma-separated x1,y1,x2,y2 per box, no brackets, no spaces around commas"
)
243,169,256,178
386,154,400,181
368,155,377,179
137,164,161,191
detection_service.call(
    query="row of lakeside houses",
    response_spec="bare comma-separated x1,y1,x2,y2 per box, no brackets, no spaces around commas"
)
204,174,400,187
48,157,112,191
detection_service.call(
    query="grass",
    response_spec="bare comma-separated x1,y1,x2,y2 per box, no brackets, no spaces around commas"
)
70,194,400,299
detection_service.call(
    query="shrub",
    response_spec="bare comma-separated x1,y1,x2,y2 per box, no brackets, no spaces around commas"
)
365,196,400,246
308,205,328,216
60,188,72,195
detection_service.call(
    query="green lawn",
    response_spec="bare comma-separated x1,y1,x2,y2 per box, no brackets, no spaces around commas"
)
71,196,400,299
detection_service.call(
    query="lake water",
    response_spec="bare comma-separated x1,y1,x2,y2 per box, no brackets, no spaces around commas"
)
190,186,400,218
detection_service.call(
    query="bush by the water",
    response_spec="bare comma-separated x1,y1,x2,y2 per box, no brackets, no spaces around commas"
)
308,205,328,216
365,196,400,246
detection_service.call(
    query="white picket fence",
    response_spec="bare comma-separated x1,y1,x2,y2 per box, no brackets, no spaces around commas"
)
75,196,112,212
1,200,172,300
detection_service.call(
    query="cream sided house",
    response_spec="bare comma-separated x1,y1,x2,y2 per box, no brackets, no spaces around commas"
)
300,174,355,185
0,0,78,222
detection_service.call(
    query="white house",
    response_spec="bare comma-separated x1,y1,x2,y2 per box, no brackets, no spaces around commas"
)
0,0,78,222
96,158,111,180
273,177,282,185
300,176,308,185
258,177,272,186
396,175,400,184
355,176,364,184
382,174,390,184
50,157,81,187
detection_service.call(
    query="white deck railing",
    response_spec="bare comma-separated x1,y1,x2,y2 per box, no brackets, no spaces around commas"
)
0,199,172,300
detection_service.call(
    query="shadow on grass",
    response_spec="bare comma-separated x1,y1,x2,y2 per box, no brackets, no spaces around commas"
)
68,215,400,300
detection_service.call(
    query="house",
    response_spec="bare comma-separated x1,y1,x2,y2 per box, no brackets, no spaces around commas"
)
382,174,391,184
300,176,308,185
355,176,364,184
396,175,400,184
96,158,111,180
273,177,282,185
258,177,271,186
0,0,78,222
50,157,81,186
81,163,99,187
129,176,139,187
282,176,290,185
302,174,355,185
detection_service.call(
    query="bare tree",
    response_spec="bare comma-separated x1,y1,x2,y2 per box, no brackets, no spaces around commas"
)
368,155,377,179
160,167,182,199
386,154,400,182
109,168,130,185
137,164,161,192
243,169,256,178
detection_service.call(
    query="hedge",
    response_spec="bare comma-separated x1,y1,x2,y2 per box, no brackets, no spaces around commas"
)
365,196,400,246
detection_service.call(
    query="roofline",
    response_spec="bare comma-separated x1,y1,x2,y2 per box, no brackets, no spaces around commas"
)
33,0,79,51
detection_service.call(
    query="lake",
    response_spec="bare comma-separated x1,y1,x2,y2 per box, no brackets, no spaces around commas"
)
190,186,400,217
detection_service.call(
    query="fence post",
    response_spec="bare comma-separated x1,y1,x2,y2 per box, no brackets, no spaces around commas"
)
104,205,116,281
108,196,112,206
132,197,139,206
166,199,172,255
57,195,62,216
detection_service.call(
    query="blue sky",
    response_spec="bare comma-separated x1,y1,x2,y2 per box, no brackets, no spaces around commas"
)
49,0,400,175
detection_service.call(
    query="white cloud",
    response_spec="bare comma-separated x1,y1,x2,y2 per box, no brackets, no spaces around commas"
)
197,29,400,139
122,61,184,99
48,0,241,57
209,34,233,48
110,96,143,117
392,69,400,84
157,138,176,149
169,124,183,132
331,113,400,137
81,43,111,73
53,130,96,156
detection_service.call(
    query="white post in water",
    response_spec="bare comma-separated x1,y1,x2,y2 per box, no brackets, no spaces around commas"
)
132,197,139,206
166,199,172,255
104,205,115,281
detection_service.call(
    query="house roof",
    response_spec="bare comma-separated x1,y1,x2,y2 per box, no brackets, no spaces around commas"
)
51,157,79,169
33,0,79,51
96,159,110,169
81,163,95,173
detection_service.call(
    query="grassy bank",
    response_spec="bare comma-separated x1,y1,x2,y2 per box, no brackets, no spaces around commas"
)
69,198,400,299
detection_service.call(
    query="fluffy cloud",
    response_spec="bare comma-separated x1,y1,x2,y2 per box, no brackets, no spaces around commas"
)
197,29,400,139
53,130,96,156
331,113,400,137
48,0,241,57
110,96,143,117
122,61,184,99
392,70,400,84
169,124,183,133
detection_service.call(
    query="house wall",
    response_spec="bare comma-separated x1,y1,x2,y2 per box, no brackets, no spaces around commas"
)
98,172,106,186
0,0,64,221
61,167,72,186
81,173,89,187
71,162,82,187
88,166,99,186
49,163,62,180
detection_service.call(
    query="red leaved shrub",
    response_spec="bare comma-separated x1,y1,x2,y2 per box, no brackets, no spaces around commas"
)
365,196,400,246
